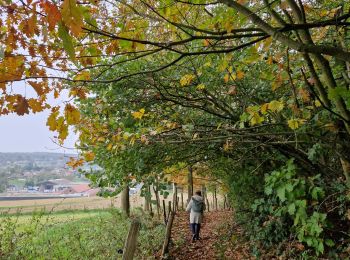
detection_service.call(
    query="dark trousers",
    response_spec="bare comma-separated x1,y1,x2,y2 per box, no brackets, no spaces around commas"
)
190,223,201,239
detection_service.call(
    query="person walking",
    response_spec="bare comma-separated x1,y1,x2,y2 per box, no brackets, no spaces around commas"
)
186,190,206,242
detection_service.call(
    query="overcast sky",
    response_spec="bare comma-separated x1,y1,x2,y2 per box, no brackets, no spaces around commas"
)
0,111,77,153
0,86,78,153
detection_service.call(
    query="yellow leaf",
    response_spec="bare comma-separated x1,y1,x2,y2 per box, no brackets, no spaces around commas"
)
27,98,45,113
260,103,269,114
123,132,130,140
180,74,195,86
287,118,306,130
236,70,245,80
73,71,91,81
62,0,84,36
46,107,59,131
132,108,145,119
67,157,84,169
250,113,264,126
315,100,322,107
268,100,284,112
64,104,80,125
107,143,113,151
288,119,299,130
97,136,105,142
267,56,273,65
84,151,95,162
224,74,230,83
196,83,205,90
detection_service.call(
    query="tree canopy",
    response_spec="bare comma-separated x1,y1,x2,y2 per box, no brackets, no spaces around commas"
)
1,0,350,257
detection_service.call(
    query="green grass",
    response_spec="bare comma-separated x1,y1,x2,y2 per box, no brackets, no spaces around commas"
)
0,208,165,259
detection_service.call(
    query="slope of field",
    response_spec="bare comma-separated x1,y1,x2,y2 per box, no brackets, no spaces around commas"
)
0,208,165,259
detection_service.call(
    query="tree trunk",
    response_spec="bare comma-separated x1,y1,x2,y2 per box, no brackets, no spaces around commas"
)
187,166,193,203
172,183,177,213
153,184,161,218
121,185,130,217
205,194,210,212
144,185,151,212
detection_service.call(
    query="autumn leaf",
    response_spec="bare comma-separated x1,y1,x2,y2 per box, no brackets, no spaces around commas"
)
65,104,81,125
14,96,30,115
83,151,95,161
236,70,245,80
74,71,91,81
27,15,37,37
260,103,269,114
40,1,61,31
196,83,205,90
180,74,195,86
46,107,60,131
287,118,306,130
69,87,88,99
132,108,145,119
67,157,85,169
61,0,84,36
298,88,310,102
28,81,45,96
27,98,46,113
315,100,322,107
268,100,284,112
57,116,68,141
250,113,264,126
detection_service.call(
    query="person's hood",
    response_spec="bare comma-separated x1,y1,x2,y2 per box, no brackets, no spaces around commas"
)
192,195,203,201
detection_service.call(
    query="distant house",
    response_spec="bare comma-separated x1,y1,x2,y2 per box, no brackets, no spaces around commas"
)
38,181,57,192
38,179,94,195
6,184,18,192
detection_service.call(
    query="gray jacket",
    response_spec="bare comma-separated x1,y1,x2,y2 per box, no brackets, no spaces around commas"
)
186,195,205,223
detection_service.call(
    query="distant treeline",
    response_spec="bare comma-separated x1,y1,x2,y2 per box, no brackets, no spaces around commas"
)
0,152,77,164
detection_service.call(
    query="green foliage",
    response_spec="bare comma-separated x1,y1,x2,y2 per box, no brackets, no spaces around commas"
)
0,208,165,259
251,160,333,256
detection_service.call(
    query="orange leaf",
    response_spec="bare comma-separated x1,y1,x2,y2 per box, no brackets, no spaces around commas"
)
67,157,84,169
28,81,45,96
14,96,29,115
27,15,37,37
41,1,61,30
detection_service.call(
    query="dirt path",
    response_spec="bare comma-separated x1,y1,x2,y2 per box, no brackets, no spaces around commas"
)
168,210,253,260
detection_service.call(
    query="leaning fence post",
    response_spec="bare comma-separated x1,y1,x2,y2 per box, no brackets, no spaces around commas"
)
167,201,172,220
161,211,176,258
162,199,167,224
122,219,141,260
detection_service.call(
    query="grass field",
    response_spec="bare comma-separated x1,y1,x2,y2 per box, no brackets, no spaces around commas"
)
0,208,165,259
0,194,146,214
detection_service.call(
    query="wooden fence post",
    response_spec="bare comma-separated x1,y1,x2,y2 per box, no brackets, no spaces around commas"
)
168,201,172,216
162,199,167,224
161,211,176,258
122,219,141,260
181,192,184,210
